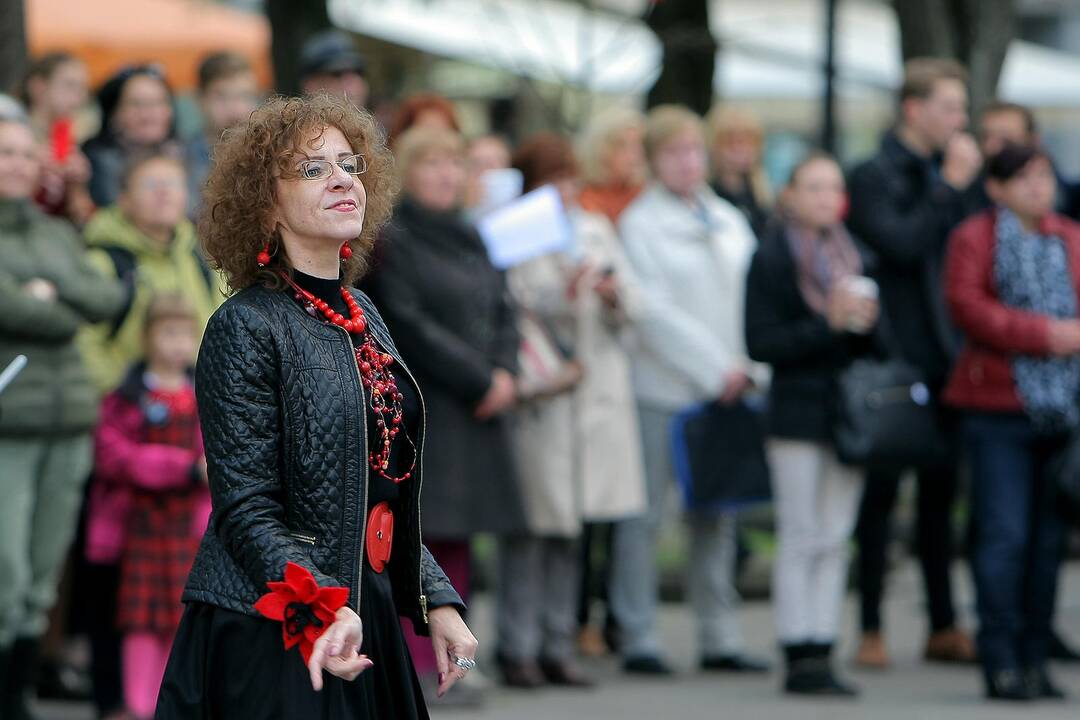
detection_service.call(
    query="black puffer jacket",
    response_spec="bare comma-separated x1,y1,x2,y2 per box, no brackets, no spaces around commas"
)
182,284,462,634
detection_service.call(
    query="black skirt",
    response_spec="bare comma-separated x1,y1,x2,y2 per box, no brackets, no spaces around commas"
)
155,566,428,720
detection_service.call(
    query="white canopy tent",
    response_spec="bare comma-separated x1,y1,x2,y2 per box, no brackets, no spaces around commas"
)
329,0,1080,106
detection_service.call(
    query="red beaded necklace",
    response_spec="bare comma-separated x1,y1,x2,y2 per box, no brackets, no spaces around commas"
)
282,272,415,484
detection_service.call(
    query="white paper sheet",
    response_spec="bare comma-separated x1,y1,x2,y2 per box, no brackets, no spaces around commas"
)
476,185,573,269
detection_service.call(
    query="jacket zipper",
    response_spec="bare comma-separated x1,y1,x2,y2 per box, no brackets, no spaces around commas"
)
337,324,369,614
370,331,429,624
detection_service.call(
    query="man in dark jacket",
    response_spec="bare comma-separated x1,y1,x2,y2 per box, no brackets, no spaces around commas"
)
846,57,980,668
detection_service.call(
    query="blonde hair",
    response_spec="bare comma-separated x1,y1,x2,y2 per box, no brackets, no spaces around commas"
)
705,104,773,209
394,125,465,185
644,105,705,165
578,107,646,186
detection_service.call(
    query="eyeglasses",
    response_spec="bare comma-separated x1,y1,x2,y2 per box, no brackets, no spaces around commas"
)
298,153,367,180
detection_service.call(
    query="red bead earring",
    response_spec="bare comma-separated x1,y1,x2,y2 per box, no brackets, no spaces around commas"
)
340,242,353,262
257,242,271,267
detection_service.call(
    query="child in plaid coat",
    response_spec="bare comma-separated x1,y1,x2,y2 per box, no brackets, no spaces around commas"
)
90,292,209,719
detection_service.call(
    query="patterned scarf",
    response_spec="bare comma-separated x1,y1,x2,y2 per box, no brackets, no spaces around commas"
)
993,208,1080,433
785,219,863,316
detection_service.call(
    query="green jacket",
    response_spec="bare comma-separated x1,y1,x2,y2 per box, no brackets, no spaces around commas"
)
76,207,224,393
0,199,125,437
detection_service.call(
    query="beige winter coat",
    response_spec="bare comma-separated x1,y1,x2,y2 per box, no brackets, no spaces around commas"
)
507,208,647,536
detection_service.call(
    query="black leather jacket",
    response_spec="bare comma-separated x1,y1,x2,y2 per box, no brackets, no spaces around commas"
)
182,284,462,633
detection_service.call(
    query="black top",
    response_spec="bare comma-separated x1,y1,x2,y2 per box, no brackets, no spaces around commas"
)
362,197,528,539
182,281,462,629
160,273,439,719
291,270,419,516
745,221,881,441
711,177,768,238
847,131,968,383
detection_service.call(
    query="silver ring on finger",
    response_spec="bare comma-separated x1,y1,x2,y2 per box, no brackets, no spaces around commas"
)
452,654,477,672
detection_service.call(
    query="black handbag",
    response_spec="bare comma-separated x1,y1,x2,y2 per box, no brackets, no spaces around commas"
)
834,358,950,466
670,399,772,513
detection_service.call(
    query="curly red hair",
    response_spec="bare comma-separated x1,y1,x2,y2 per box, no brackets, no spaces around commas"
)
199,93,397,292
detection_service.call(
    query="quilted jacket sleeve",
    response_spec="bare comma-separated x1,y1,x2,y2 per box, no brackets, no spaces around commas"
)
420,544,464,610
196,301,340,593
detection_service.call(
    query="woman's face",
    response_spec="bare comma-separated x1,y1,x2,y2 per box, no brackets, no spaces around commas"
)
0,122,41,200
467,136,511,176
121,158,188,238
784,158,846,230
988,156,1057,222
274,125,367,248
146,317,198,374
604,126,645,186
652,127,707,197
113,74,173,146
407,150,466,212
200,73,259,137
34,60,89,119
712,128,761,174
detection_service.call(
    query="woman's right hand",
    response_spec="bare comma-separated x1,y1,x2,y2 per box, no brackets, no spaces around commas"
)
1048,319,1080,356
475,368,517,420
307,606,373,691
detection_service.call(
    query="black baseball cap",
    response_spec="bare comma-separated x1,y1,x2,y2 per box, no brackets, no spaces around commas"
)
300,30,367,79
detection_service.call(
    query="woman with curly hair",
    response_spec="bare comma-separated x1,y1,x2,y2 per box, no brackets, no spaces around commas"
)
154,93,477,719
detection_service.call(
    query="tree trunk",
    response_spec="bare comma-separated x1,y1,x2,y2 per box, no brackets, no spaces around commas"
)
0,0,27,99
266,0,332,95
644,0,716,114
893,0,1015,115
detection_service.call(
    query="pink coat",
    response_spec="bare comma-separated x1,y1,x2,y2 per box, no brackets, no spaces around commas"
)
86,379,210,564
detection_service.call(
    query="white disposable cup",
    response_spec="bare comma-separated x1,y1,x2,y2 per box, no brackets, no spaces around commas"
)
844,275,879,300
842,276,879,334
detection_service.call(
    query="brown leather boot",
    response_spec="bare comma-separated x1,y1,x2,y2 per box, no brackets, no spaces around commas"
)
925,627,978,664
576,625,609,658
854,632,890,669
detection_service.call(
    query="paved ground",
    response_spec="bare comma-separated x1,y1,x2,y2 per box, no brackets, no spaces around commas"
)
36,560,1080,719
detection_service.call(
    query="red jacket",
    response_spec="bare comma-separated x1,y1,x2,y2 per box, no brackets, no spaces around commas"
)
943,209,1080,412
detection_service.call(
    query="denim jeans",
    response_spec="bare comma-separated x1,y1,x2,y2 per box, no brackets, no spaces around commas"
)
963,412,1066,677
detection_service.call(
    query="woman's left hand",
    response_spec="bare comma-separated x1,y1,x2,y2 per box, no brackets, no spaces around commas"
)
428,606,479,698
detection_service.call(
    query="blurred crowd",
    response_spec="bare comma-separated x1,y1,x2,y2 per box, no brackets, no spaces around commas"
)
1,31,1080,719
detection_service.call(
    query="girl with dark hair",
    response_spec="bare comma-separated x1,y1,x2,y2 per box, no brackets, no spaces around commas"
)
83,66,177,207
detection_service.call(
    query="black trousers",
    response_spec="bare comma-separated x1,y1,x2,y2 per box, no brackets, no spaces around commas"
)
577,522,614,628
855,460,961,634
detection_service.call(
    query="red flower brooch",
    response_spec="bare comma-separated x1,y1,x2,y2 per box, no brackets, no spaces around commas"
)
253,562,350,664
